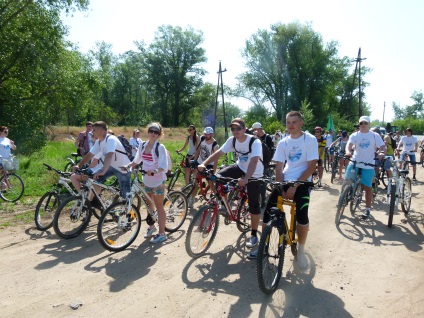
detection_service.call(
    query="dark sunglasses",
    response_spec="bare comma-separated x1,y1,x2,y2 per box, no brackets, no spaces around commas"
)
148,129,160,135
4,130,9,133
359,122,368,125
230,126,243,132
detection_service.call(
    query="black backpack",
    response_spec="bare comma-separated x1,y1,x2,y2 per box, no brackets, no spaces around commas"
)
104,135,134,161
390,136,397,150
232,135,272,167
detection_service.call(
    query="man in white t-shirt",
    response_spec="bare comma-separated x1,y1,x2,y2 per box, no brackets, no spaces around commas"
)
197,118,263,249
345,116,386,219
74,121,131,198
396,127,418,181
250,111,318,269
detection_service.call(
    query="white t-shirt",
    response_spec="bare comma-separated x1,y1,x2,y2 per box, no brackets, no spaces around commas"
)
0,137,13,159
220,135,263,178
348,131,385,169
400,135,418,155
274,133,318,181
133,141,168,187
187,136,197,156
90,134,130,171
129,137,142,157
89,152,103,174
198,139,219,165
325,134,333,147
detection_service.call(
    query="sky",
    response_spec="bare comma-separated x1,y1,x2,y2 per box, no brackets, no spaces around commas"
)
61,0,424,123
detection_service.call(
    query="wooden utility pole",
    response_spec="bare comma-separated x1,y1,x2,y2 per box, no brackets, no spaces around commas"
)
214,61,228,138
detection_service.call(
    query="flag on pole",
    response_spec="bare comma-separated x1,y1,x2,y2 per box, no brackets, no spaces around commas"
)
327,114,335,132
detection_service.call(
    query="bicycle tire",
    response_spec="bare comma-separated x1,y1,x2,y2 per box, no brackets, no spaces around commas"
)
168,168,180,192
164,190,188,232
236,197,251,233
64,162,74,173
0,173,24,202
350,183,363,214
380,169,388,188
185,205,219,258
401,177,412,213
388,182,396,227
181,182,195,198
91,187,121,220
97,201,141,252
335,185,351,225
330,159,338,184
34,191,60,231
53,195,91,239
312,171,319,186
256,222,285,294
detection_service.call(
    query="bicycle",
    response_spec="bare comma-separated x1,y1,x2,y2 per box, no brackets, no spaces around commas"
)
34,164,77,231
330,153,344,184
0,156,24,202
181,161,213,202
64,152,82,173
255,180,314,294
97,168,188,252
387,159,412,227
335,158,376,225
53,169,121,239
323,147,331,173
167,151,188,192
185,169,255,258
420,145,424,168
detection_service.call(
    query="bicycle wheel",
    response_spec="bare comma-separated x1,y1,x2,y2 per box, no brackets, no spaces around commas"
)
380,169,388,188
167,168,180,192
53,195,91,239
388,182,396,227
34,192,60,231
335,185,351,225
330,159,338,184
185,205,219,258
64,162,73,173
97,202,141,252
164,190,188,232
0,173,24,202
324,155,330,173
236,197,251,233
350,183,363,214
256,222,285,294
181,182,195,198
312,171,319,186
401,177,412,213
91,187,121,220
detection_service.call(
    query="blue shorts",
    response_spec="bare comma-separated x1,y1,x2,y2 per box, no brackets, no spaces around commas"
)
326,147,335,155
345,164,375,188
144,181,166,195
400,153,416,166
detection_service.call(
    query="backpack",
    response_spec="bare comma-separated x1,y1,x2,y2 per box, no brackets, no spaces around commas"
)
141,141,172,172
104,135,134,161
232,135,272,167
390,136,397,150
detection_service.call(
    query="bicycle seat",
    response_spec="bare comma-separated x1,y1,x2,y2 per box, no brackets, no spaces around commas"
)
71,153,80,158
399,170,409,175
269,207,284,218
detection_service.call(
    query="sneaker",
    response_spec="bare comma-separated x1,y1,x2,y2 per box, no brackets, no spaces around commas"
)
151,233,167,244
412,177,417,181
247,249,258,260
246,235,258,248
144,226,157,238
361,209,371,219
188,197,194,208
297,251,308,270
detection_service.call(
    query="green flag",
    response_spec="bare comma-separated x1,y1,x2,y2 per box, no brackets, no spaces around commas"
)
327,114,335,132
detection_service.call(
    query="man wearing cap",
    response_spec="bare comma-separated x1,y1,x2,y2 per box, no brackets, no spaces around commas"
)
198,118,263,249
345,116,386,219
129,129,142,158
189,127,220,208
251,122,274,206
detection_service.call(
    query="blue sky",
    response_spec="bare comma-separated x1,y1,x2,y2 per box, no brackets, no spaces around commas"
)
62,0,424,123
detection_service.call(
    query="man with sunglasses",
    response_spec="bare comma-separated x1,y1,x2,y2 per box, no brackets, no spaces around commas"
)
345,116,386,219
197,118,263,249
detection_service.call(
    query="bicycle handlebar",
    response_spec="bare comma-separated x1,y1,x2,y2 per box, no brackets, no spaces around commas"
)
343,157,377,167
119,165,154,176
43,163,71,178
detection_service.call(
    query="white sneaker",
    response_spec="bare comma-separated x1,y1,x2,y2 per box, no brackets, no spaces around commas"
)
297,251,308,270
188,197,194,208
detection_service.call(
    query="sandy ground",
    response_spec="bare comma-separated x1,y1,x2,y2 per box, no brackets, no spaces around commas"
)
1,166,423,318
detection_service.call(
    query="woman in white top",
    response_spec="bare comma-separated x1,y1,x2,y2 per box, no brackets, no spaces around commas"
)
0,126,17,171
129,129,142,158
176,125,200,185
129,122,169,244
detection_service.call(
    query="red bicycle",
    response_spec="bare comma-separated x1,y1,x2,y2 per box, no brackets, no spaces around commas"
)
185,169,255,258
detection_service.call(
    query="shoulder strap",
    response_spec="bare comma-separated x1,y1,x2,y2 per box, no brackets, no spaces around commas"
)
155,142,160,157
196,136,205,150
248,135,256,153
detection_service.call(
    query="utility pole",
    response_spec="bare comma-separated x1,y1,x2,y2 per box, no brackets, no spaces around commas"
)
382,101,386,125
214,61,228,138
351,48,367,118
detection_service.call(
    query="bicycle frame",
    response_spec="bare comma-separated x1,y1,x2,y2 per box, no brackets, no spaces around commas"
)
276,195,297,246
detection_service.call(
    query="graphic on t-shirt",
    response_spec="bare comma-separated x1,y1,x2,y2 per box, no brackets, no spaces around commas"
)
200,145,211,161
406,141,413,147
239,155,248,162
289,146,302,162
359,139,370,149
3,145,10,150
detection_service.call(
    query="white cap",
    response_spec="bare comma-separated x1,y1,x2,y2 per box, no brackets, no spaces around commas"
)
204,127,214,134
358,116,370,124
251,122,262,130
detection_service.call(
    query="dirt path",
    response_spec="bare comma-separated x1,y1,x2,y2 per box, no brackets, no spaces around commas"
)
1,166,423,317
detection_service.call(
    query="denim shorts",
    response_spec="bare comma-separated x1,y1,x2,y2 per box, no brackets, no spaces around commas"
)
400,153,416,166
374,157,392,170
97,166,130,198
345,164,375,188
144,181,166,195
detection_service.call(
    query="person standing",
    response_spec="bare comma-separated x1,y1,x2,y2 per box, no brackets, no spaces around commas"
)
314,126,326,187
0,126,17,171
345,116,386,219
197,118,263,249
176,125,200,185
129,129,142,158
330,130,349,182
75,122,93,156
396,128,418,181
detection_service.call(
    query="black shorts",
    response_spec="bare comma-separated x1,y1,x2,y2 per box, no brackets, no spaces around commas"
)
317,159,323,166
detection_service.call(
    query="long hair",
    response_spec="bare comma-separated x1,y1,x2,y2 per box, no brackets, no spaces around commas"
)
189,125,197,146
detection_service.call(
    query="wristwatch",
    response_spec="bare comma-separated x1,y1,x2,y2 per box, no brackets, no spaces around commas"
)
153,169,159,174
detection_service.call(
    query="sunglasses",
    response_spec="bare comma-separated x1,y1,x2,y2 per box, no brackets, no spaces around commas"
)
230,126,243,132
148,129,160,135
188,129,193,132
359,122,368,125
4,131,8,133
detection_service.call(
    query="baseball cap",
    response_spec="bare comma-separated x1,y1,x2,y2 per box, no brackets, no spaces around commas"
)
251,122,262,130
204,127,214,134
342,131,348,137
229,118,246,128
358,116,370,124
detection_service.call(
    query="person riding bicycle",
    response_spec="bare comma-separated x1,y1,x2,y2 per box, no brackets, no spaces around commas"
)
176,125,200,186
197,118,263,250
249,111,318,269
344,116,386,219
396,128,418,181
325,129,335,166
0,126,17,173
314,126,326,187
189,127,220,208
73,121,131,199
75,122,93,156
330,130,349,182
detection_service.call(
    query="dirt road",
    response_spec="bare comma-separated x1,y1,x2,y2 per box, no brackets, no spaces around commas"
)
1,167,423,317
